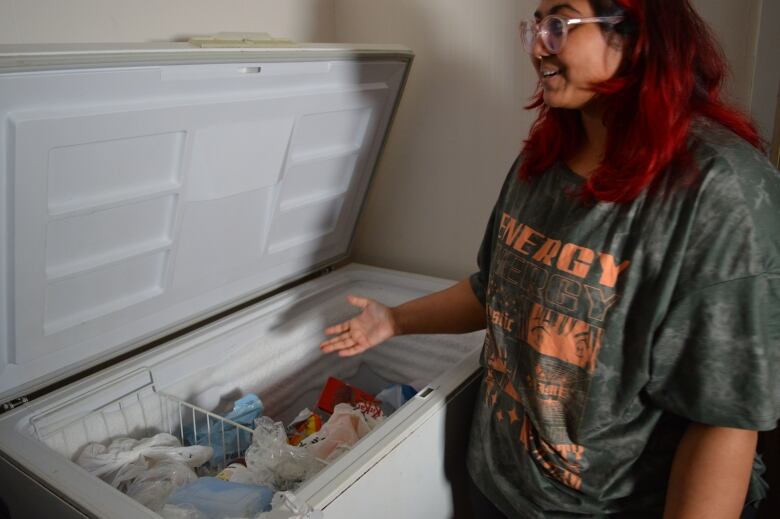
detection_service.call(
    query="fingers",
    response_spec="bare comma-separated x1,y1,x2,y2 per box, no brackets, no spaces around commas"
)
337,344,368,357
320,333,356,353
320,295,375,357
323,296,371,336
324,321,350,336
321,335,367,357
346,295,371,309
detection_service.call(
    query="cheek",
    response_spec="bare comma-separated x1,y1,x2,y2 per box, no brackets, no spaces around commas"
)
603,46,624,78
560,36,624,86
585,45,623,82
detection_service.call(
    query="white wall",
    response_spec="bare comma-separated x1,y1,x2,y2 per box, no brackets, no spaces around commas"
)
338,0,538,280
691,0,762,111
0,0,335,44
750,0,780,144
339,0,768,281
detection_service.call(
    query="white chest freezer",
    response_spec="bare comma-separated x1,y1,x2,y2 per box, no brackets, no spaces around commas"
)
0,43,485,519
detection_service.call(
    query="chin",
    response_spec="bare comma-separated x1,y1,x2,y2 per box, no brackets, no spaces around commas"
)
542,92,590,111
542,93,572,109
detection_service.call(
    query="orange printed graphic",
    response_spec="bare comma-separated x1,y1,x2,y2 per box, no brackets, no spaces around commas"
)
489,306,516,333
519,415,584,491
531,238,562,266
497,213,631,289
526,304,604,372
598,253,631,288
512,225,546,256
557,243,595,279
484,214,632,493
504,380,523,403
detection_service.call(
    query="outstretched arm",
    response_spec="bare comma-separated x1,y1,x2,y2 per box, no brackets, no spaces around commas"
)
320,278,486,357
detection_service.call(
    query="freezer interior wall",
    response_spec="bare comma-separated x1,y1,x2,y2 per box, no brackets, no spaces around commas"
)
29,271,483,465
162,278,480,426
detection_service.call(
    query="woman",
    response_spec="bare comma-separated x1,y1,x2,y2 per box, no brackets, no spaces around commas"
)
320,0,780,517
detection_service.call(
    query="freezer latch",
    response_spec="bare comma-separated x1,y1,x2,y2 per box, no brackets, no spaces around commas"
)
0,396,29,414
417,387,434,399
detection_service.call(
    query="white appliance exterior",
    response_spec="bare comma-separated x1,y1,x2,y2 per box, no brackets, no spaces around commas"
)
0,44,484,519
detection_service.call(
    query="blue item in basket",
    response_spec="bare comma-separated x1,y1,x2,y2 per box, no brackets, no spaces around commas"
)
166,477,274,518
184,394,263,465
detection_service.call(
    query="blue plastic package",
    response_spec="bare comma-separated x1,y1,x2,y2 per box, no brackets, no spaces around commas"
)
166,477,273,518
376,384,417,415
184,394,263,465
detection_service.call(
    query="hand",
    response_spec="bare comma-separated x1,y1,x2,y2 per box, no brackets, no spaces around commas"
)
320,295,399,357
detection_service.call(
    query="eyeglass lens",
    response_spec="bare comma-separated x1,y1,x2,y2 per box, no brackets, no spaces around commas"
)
521,16,567,54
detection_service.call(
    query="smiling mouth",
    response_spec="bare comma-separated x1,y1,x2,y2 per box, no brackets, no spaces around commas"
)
542,69,560,79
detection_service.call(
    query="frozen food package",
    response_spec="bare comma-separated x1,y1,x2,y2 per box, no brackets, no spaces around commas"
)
315,377,382,419
165,477,274,518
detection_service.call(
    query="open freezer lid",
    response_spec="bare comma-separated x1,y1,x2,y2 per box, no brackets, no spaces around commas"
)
0,43,413,404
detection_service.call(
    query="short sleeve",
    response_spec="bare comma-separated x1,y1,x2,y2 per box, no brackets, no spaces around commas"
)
647,273,780,431
469,156,522,305
469,205,497,306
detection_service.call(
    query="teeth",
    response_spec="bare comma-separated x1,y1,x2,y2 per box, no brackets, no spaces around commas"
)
542,68,559,78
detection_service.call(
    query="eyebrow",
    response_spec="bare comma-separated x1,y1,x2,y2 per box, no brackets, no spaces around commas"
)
534,3,583,19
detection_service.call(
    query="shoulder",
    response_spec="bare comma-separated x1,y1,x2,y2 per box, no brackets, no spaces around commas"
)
687,120,779,207
672,121,780,285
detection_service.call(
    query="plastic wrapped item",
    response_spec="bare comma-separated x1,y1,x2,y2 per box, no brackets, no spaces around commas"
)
215,462,256,485
255,491,324,519
285,409,322,446
77,433,213,512
184,394,264,466
125,459,199,511
166,477,274,519
76,433,213,482
298,403,383,462
375,384,418,415
244,416,324,490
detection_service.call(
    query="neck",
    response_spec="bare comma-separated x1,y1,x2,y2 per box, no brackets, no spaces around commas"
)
566,103,609,179
579,104,608,156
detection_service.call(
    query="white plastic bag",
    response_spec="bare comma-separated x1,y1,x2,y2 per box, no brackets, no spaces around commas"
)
77,433,212,482
215,463,257,485
244,417,323,490
77,433,213,512
298,403,383,462
125,459,199,511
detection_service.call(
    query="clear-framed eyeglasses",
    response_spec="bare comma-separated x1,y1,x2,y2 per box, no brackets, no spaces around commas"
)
520,14,624,55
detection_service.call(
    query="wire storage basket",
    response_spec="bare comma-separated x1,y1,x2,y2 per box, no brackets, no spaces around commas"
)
32,379,255,472
160,392,255,470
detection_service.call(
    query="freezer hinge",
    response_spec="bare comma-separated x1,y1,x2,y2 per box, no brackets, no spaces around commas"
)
1,396,29,414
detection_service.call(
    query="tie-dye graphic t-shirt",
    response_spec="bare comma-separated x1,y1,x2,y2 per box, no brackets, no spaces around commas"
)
466,121,780,518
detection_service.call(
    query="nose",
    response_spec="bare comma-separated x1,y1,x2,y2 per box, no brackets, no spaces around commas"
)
533,30,550,58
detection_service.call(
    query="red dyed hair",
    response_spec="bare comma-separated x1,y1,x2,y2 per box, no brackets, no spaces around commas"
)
519,0,764,202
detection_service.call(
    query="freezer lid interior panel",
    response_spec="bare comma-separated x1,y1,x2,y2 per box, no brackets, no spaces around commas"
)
0,264,483,519
0,49,412,403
